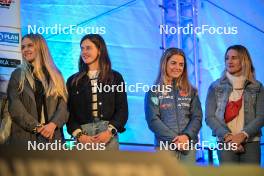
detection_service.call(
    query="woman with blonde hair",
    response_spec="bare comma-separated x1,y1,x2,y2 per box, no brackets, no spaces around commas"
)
7,33,68,145
205,45,264,164
145,48,202,162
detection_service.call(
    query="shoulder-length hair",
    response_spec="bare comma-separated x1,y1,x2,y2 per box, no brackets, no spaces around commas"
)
224,45,255,82
155,47,194,95
20,34,67,101
72,34,113,85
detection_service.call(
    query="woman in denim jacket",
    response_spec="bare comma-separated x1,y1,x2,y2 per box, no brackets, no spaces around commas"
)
145,48,202,162
205,45,264,164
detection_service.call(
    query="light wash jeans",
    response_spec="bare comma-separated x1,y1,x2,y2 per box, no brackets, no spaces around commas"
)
81,120,119,150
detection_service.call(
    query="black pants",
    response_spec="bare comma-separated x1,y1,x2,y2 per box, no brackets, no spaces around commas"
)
218,141,260,164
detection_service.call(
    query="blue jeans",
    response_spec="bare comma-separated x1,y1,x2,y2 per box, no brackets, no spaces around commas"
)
81,120,119,150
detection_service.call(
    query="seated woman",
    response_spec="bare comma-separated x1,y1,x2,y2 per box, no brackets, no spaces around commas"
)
145,48,202,162
66,34,128,150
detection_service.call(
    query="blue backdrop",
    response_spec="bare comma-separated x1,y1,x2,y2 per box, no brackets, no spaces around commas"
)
21,0,264,150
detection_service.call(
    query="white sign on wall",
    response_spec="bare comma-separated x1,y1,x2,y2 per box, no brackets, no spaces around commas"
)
0,0,21,93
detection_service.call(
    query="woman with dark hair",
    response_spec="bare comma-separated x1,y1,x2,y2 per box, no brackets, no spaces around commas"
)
67,34,128,149
145,48,202,162
7,34,68,145
205,45,264,164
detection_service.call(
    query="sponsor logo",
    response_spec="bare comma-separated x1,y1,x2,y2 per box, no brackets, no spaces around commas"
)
0,32,19,44
0,0,12,8
0,57,21,68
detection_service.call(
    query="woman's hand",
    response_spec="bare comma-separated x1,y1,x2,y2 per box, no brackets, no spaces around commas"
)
224,133,233,143
172,134,189,151
224,132,246,153
230,132,247,145
93,130,112,144
77,135,96,144
38,122,57,140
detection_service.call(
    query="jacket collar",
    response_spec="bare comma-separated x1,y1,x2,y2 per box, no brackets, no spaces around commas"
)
219,72,260,90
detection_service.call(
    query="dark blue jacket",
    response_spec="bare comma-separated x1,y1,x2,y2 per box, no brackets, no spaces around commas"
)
145,87,202,144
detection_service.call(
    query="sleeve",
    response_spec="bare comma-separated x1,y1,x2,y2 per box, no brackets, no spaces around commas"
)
144,91,176,141
182,92,203,140
0,97,12,143
205,84,230,139
50,97,69,128
66,76,82,135
109,73,128,133
7,70,39,132
243,85,264,137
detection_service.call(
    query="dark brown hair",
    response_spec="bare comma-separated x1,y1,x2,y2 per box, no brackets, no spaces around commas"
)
72,34,113,85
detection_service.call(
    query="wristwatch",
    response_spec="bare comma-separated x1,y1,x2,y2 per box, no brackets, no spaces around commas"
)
108,126,117,136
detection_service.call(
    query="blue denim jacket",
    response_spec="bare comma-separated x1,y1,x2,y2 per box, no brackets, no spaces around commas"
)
205,75,264,141
145,88,202,144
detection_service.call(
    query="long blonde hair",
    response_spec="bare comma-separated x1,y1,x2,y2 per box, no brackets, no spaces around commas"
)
155,48,194,95
19,34,67,101
225,45,256,82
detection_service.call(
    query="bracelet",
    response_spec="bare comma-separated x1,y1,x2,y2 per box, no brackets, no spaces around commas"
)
33,124,44,134
76,131,89,139
83,131,89,135
75,132,83,139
